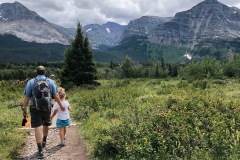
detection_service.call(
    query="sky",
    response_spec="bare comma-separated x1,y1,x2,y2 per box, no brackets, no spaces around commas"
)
0,0,240,28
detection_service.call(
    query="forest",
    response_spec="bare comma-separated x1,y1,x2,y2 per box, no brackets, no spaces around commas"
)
1,54,240,81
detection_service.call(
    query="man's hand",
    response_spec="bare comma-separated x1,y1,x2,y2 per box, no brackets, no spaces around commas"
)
22,106,27,117
60,105,65,111
53,94,65,111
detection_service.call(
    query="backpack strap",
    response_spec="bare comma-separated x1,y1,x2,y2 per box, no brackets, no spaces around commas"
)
45,78,53,97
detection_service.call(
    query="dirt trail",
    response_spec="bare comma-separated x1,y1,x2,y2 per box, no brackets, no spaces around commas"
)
18,116,92,160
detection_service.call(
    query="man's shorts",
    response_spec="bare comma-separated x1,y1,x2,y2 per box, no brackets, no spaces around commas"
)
30,108,52,128
56,119,70,128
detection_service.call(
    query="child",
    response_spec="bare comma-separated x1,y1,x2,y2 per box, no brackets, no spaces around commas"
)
50,87,71,146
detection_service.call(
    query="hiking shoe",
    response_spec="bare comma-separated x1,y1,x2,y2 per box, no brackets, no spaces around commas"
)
36,151,44,159
42,141,46,148
57,142,65,146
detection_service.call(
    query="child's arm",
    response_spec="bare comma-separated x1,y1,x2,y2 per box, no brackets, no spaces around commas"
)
68,105,71,111
50,109,58,121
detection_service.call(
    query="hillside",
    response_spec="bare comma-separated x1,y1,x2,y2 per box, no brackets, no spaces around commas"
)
0,2,70,45
0,34,68,62
107,0,240,63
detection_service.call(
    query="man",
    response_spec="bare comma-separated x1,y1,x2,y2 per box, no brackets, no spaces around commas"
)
50,74,56,85
50,74,57,107
22,66,65,159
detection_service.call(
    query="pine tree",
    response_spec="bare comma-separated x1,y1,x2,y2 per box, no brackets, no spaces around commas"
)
121,56,133,78
60,22,98,88
82,36,97,84
155,62,160,78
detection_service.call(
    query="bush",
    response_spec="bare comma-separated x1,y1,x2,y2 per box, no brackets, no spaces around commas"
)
69,79,240,159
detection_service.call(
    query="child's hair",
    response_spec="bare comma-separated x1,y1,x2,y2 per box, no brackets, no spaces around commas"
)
58,87,66,99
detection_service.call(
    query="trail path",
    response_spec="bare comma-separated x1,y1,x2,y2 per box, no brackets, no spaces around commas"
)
18,116,92,160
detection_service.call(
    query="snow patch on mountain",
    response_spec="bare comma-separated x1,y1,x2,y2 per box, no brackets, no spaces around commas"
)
86,28,92,32
106,28,110,34
184,53,192,60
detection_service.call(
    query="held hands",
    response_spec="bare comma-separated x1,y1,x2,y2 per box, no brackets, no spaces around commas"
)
60,105,65,111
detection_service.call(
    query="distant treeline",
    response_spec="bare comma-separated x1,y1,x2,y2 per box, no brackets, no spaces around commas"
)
0,62,63,80
1,54,240,81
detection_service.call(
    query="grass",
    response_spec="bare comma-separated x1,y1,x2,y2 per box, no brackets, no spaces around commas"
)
0,100,27,159
2,78,240,159
0,81,28,159
68,78,240,159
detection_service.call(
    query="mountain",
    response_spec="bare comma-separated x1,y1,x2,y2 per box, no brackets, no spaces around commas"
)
83,22,126,49
51,23,76,40
1,0,240,63
121,16,172,40
108,0,240,63
0,2,70,45
148,0,240,48
118,16,172,49
0,2,126,49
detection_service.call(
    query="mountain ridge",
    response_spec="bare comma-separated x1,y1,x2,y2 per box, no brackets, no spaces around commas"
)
0,0,240,63
0,1,71,45
83,21,126,49
147,0,240,48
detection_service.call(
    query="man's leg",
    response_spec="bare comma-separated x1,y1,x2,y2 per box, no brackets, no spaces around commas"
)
43,125,49,137
35,126,44,158
35,126,43,144
42,125,49,148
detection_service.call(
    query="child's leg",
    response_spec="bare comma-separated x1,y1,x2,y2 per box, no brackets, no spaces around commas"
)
59,127,65,142
64,126,66,137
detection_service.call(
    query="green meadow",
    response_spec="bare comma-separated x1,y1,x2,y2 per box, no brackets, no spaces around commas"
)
1,78,240,159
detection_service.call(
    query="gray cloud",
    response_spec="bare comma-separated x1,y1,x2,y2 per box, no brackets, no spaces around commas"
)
0,0,239,28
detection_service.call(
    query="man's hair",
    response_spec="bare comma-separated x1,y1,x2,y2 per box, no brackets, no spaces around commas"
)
36,66,46,75
50,74,55,79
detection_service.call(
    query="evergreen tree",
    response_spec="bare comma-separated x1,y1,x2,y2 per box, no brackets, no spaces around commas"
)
82,36,97,84
110,60,114,70
155,62,160,78
61,22,98,88
121,56,133,78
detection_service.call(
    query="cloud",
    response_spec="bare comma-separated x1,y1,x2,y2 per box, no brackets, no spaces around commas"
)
0,0,239,28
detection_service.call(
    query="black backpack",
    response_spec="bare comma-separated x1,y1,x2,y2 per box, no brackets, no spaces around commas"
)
33,78,52,112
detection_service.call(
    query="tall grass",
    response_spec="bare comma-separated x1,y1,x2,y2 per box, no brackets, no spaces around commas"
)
2,78,240,159
0,81,27,159
69,78,240,159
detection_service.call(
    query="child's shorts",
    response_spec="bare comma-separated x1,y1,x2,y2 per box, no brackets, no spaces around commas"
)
56,118,70,128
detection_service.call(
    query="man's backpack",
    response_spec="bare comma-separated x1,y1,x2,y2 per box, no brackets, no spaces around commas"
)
33,78,52,112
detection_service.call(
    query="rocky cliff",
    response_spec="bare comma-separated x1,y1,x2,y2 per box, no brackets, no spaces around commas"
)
83,22,126,49
0,2,70,45
121,16,172,40
147,0,240,48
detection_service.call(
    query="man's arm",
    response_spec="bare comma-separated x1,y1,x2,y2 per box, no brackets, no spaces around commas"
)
22,96,29,117
53,94,65,111
50,109,57,121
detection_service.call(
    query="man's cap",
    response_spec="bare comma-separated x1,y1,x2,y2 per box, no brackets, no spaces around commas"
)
36,66,46,75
